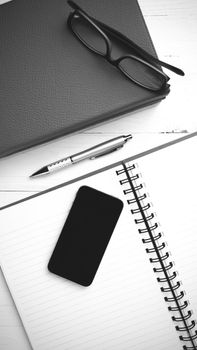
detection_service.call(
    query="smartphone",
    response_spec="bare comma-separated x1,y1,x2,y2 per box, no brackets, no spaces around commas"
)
48,186,123,286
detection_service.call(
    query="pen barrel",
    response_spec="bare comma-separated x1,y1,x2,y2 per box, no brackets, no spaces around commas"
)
71,136,127,163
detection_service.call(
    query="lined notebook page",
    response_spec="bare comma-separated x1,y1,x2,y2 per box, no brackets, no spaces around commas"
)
132,135,197,327
0,167,180,350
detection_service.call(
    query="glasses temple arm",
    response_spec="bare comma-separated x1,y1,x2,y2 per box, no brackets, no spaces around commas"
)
92,18,184,76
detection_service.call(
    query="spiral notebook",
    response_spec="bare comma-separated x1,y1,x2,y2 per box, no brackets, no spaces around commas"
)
1,133,197,350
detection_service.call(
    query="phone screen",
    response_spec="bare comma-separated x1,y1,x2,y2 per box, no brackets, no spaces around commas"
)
48,186,123,286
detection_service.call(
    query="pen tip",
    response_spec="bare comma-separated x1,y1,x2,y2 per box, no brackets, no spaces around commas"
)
30,166,48,178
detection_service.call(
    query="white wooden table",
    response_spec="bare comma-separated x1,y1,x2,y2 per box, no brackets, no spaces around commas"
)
0,0,197,348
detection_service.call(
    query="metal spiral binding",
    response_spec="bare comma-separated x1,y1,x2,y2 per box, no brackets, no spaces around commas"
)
116,162,197,350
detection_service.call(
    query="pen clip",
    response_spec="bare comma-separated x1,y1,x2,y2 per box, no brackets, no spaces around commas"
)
89,146,123,160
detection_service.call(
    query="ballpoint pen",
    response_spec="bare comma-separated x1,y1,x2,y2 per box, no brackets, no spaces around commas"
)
30,134,132,177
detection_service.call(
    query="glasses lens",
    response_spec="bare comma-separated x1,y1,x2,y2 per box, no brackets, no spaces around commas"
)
119,57,167,91
71,14,107,55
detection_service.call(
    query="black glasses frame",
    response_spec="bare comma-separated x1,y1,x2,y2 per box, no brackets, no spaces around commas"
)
67,1,184,92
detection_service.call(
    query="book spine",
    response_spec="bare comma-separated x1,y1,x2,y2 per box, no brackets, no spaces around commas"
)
116,162,197,350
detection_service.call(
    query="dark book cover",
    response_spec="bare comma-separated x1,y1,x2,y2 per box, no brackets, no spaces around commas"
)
0,0,169,157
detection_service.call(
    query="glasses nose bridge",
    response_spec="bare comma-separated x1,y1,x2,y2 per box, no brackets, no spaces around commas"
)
106,55,118,67
104,40,119,65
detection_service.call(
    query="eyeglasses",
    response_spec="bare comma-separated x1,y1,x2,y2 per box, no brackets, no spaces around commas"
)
67,0,184,92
